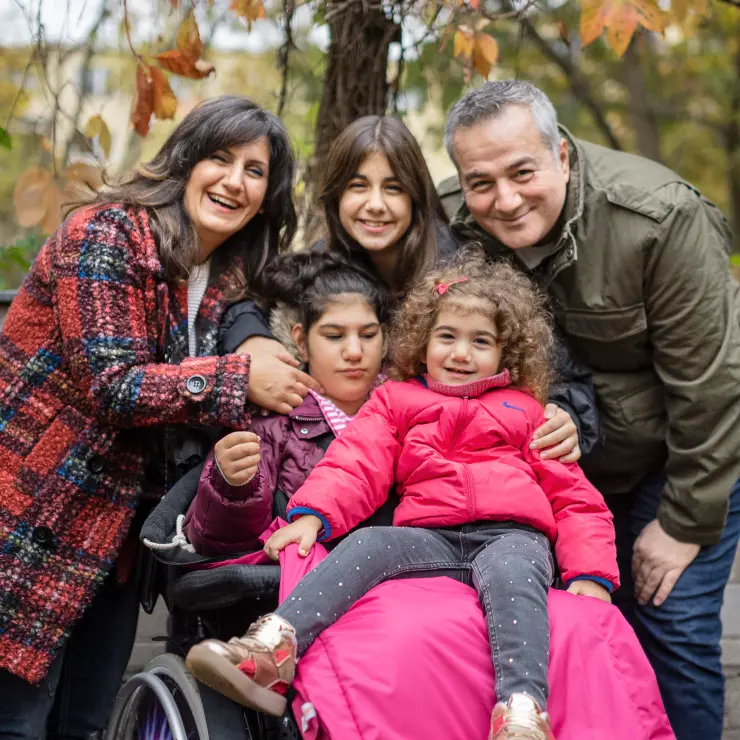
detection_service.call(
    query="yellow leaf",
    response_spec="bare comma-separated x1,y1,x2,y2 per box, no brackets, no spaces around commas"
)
606,4,638,57
176,9,203,61
631,0,667,32
84,114,112,159
150,67,178,120
453,27,475,59
475,33,499,65
13,167,53,227
669,0,691,21
230,0,266,30
580,0,612,48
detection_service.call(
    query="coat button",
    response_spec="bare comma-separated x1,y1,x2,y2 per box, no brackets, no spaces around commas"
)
565,247,574,258
300,428,309,435
32,526,54,548
87,455,105,474
186,375,207,395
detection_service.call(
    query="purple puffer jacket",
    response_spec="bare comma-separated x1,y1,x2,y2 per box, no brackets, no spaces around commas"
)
183,394,332,556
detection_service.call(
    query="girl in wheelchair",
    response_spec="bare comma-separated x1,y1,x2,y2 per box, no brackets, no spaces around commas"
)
185,248,620,740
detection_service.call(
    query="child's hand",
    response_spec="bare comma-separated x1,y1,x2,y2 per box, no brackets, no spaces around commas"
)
214,431,261,486
264,516,323,561
567,580,612,603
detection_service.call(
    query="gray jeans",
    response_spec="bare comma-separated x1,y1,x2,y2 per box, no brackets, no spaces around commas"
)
276,522,553,708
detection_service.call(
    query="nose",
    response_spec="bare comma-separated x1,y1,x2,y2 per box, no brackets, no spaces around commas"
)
222,162,245,192
365,186,386,214
343,335,363,361
450,339,471,362
494,180,523,214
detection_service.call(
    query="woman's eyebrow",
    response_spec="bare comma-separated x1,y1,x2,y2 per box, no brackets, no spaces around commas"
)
319,322,380,330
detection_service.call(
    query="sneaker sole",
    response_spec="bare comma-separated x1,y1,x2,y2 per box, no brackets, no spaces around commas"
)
186,645,287,717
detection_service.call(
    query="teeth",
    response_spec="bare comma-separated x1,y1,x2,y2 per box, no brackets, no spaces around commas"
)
208,194,238,210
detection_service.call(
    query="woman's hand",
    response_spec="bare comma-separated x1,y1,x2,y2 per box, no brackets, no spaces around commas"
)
238,336,323,415
263,515,324,560
566,580,612,603
530,404,581,463
214,431,261,486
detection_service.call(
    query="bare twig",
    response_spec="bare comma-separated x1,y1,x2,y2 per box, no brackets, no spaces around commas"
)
277,0,296,118
122,0,145,67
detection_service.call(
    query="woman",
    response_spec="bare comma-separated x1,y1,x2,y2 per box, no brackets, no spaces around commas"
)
221,115,594,459
0,96,317,738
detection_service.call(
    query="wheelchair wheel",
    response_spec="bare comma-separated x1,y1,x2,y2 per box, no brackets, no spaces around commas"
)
107,654,253,740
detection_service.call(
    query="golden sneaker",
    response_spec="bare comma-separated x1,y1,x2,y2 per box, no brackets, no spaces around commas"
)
489,693,555,740
186,613,297,716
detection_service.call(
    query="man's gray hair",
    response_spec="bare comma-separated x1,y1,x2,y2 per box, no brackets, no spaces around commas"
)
444,81,561,164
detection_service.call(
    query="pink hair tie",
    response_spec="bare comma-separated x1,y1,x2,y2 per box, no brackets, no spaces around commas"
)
435,277,468,295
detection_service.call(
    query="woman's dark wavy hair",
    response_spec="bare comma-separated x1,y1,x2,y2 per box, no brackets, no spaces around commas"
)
71,96,297,289
318,115,447,298
262,250,393,332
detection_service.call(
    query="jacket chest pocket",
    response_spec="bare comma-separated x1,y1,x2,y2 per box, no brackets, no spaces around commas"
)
559,304,650,373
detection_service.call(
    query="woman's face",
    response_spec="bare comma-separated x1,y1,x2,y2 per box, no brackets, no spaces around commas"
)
338,152,413,256
184,138,270,259
292,294,384,416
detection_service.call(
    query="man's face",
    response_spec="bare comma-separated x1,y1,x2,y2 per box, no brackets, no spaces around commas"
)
453,105,570,250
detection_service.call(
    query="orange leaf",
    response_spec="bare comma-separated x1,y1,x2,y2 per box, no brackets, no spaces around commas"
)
156,50,215,79
176,9,203,61
41,184,63,235
131,65,154,137
150,67,178,120
230,0,266,30
63,162,104,189
453,27,475,59
580,0,612,47
631,0,667,32
170,0,180,7
468,0,479,7
13,167,53,227
606,3,638,57
474,33,499,66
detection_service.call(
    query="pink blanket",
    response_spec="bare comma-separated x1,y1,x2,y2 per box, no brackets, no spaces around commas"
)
208,525,674,740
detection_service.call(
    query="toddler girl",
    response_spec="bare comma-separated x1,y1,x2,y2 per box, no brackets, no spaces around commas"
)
186,249,619,740
183,250,391,555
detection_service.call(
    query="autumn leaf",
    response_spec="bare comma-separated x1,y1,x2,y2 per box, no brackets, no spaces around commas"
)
230,0,266,31
473,33,499,79
84,114,112,159
131,65,154,137
151,67,178,120
606,6,639,57
13,167,53,227
453,26,475,59
580,0,612,47
170,0,180,6
0,127,11,151
156,50,215,79
41,184,63,235
176,9,203,61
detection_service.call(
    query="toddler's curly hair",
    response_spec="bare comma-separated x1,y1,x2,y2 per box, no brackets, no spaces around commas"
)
389,246,553,403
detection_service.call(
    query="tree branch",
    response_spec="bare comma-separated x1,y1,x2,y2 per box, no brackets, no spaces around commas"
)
277,0,296,118
518,15,624,150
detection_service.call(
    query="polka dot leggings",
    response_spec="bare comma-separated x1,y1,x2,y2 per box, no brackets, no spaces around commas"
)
275,522,553,708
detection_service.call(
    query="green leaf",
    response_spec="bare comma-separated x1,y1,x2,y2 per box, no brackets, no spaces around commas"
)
0,128,11,151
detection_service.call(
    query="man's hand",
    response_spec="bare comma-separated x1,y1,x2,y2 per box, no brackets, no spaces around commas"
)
567,579,612,603
632,519,700,607
531,404,581,463
264,515,324,560
214,431,261,486
238,337,322,415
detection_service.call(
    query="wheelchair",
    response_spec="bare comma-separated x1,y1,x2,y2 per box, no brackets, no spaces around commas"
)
107,463,397,740
106,464,303,740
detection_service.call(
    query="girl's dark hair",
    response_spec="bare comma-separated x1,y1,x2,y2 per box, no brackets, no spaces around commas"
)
71,96,297,288
263,250,393,332
318,115,447,297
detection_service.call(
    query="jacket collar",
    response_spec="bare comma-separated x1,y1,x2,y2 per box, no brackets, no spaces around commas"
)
418,369,511,398
288,393,323,419
450,126,585,287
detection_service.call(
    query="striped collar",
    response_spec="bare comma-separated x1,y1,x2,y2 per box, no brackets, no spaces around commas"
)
308,389,354,436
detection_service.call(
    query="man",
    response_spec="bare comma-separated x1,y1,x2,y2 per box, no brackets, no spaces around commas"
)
439,80,740,739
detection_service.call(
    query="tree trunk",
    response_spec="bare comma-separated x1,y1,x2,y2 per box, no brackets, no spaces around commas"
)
302,1,399,238
620,35,664,164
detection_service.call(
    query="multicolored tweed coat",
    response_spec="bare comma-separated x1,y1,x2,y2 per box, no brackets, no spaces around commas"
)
0,204,252,683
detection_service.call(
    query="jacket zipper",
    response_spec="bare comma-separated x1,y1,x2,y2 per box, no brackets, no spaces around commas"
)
449,398,476,520
291,415,323,422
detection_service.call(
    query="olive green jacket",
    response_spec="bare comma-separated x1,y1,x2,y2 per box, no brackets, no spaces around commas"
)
439,129,740,545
